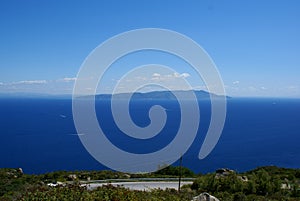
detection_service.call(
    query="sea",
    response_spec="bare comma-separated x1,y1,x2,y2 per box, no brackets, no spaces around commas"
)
0,97,299,174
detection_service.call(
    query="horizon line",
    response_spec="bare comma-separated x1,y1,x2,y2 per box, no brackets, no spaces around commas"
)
0,90,299,99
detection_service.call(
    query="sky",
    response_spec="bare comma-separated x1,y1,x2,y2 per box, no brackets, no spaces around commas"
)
0,0,299,97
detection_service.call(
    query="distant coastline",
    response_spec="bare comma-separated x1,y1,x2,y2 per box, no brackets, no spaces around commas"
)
1,90,300,100
82,90,229,100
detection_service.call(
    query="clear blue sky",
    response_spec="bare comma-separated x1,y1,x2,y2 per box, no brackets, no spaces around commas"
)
0,0,299,97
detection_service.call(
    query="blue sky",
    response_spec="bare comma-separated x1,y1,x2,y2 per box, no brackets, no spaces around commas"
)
0,0,299,97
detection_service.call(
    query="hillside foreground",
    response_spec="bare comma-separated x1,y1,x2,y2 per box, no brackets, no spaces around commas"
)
1,166,300,200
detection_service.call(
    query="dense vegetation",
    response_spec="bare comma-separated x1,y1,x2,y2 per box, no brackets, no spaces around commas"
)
0,166,299,200
191,166,300,200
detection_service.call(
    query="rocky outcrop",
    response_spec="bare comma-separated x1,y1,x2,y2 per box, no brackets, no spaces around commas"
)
192,192,219,201
5,168,23,178
215,168,235,178
216,168,235,175
18,168,23,174
68,174,77,180
47,181,64,187
237,175,248,182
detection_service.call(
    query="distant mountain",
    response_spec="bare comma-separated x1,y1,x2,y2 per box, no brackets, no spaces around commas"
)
91,90,229,101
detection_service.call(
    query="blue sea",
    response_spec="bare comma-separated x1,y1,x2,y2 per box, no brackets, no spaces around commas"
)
0,97,299,174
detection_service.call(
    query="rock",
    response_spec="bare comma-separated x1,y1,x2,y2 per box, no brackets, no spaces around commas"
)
215,168,235,178
68,174,77,180
216,168,235,175
18,168,23,174
237,175,248,182
281,179,291,190
192,192,220,201
47,181,64,187
281,183,291,190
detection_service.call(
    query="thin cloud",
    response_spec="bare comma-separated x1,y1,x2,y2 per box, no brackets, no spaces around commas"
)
286,85,298,90
135,76,147,81
180,73,190,78
248,86,257,91
233,81,240,85
151,72,190,81
13,80,47,84
151,73,161,81
174,72,190,78
285,85,299,93
61,77,77,82
260,86,267,90
193,85,207,90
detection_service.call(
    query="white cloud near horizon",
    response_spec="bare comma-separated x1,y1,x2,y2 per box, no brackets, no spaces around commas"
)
152,73,161,77
1,76,299,98
174,72,190,78
193,85,207,91
151,72,190,81
1,77,76,86
260,86,267,90
13,80,47,85
107,72,193,94
56,77,77,82
0,78,74,94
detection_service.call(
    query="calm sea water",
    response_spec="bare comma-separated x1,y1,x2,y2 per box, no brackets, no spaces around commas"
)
0,97,299,174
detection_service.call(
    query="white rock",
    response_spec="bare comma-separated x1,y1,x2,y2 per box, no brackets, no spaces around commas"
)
192,192,220,201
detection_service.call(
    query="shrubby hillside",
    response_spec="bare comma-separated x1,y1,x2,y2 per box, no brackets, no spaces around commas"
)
0,166,299,201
